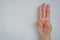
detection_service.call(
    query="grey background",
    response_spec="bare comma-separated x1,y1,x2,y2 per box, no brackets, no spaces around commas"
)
0,0,60,40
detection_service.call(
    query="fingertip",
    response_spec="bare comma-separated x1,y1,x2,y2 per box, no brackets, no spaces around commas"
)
42,3,45,6
47,4,50,8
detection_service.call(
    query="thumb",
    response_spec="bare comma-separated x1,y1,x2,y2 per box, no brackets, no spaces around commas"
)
44,21,52,32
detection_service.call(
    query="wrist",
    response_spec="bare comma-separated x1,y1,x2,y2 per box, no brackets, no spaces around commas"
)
40,34,51,40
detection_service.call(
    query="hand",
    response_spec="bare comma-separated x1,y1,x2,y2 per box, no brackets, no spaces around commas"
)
37,3,52,40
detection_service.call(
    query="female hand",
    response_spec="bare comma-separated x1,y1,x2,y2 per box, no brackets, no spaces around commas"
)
37,3,52,40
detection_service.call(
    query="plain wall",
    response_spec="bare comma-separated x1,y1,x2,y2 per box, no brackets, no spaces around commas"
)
0,0,60,40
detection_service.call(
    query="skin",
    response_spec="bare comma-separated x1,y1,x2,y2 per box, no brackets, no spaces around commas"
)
37,3,52,40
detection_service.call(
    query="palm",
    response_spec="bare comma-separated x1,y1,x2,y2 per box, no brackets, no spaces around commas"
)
37,4,52,36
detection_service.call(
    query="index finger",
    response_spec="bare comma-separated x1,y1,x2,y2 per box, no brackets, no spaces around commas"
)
39,6,43,19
